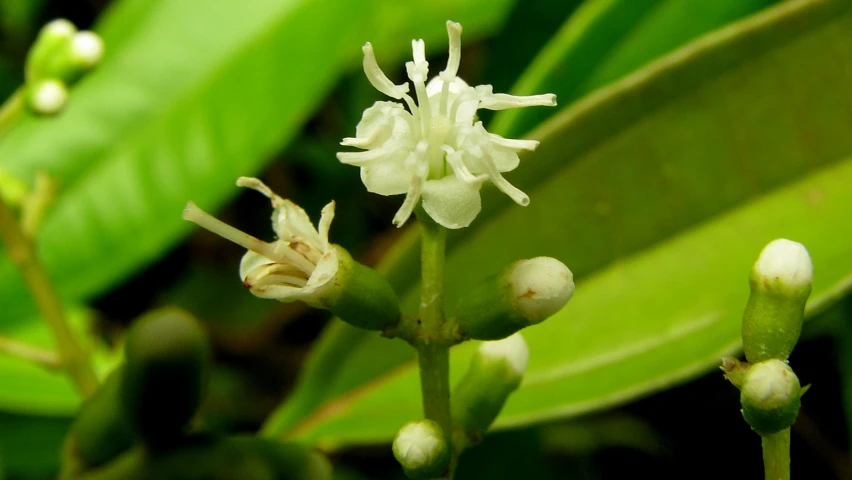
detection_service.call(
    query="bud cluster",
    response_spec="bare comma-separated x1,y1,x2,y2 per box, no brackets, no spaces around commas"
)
24,19,104,115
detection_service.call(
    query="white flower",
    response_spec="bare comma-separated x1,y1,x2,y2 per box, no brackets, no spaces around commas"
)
182,177,337,303
337,21,556,229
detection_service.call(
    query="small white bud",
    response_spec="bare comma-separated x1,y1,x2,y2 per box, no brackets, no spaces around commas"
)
28,79,68,115
70,32,105,68
42,19,77,39
477,332,529,377
740,359,802,434
753,239,813,292
509,257,574,323
392,420,449,480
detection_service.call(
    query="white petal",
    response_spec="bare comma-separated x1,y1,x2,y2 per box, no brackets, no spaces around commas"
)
421,176,482,229
343,101,411,149
479,89,556,111
361,159,411,195
362,43,410,99
239,250,275,281
392,175,423,227
337,145,400,166
486,132,539,151
440,21,463,79
274,200,323,249
317,201,336,248
489,149,521,172
306,249,339,290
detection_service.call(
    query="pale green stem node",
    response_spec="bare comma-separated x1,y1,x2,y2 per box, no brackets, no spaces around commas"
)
393,419,451,480
740,359,802,435
451,333,528,441
742,239,812,363
453,257,573,340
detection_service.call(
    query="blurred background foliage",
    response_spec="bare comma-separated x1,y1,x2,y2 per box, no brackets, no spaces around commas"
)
1,0,851,479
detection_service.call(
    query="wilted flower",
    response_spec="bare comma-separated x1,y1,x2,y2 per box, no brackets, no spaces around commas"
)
338,21,556,229
183,177,338,303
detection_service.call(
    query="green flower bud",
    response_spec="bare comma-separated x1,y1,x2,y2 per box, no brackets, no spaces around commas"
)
121,308,211,447
67,368,135,469
0,169,29,206
392,420,450,480
184,177,401,331
454,257,574,340
25,79,68,116
740,359,802,435
742,239,813,363
451,333,529,439
25,19,76,82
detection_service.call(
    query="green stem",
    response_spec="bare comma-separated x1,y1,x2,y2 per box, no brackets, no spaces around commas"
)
416,214,453,475
0,91,98,396
0,88,24,136
761,429,791,480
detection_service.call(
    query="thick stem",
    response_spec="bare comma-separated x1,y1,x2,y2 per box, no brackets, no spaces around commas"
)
762,429,791,480
416,214,453,477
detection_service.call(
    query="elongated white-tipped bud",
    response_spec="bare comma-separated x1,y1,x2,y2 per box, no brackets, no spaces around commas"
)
26,79,68,115
26,19,76,82
742,239,813,363
451,334,529,442
392,420,450,480
454,257,574,340
740,359,803,435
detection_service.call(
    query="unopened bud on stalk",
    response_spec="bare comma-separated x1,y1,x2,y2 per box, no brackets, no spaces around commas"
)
392,420,450,480
26,79,68,115
742,239,813,363
454,257,573,340
740,359,803,435
25,19,76,82
451,333,529,439
26,20,104,86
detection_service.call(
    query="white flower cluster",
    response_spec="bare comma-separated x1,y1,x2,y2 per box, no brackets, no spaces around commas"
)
338,21,556,229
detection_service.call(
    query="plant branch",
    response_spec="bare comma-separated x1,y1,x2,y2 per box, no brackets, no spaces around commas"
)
0,92,98,396
416,213,453,478
762,429,791,480
0,334,61,369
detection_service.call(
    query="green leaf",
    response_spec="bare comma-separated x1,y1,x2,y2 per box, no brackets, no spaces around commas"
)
490,0,778,137
0,412,70,480
0,307,119,415
271,0,852,447
0,0,515,328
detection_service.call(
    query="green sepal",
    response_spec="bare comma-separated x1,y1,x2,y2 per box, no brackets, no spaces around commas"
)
65,368,135,471
310,245,401,331
452,269,528,341
121,308,211,448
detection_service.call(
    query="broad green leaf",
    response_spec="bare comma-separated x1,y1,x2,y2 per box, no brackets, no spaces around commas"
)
0,307,119,415
265,0,785,439
270,0,852,447
0,0,515,329
491,0,777,137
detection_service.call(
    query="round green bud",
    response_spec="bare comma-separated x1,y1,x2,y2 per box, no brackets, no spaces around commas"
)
742,239,813,363
121,308,211,447
740,359,802,435
392,420,450,480
25,79,68,115
455,257,574,340
451,333,529,439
